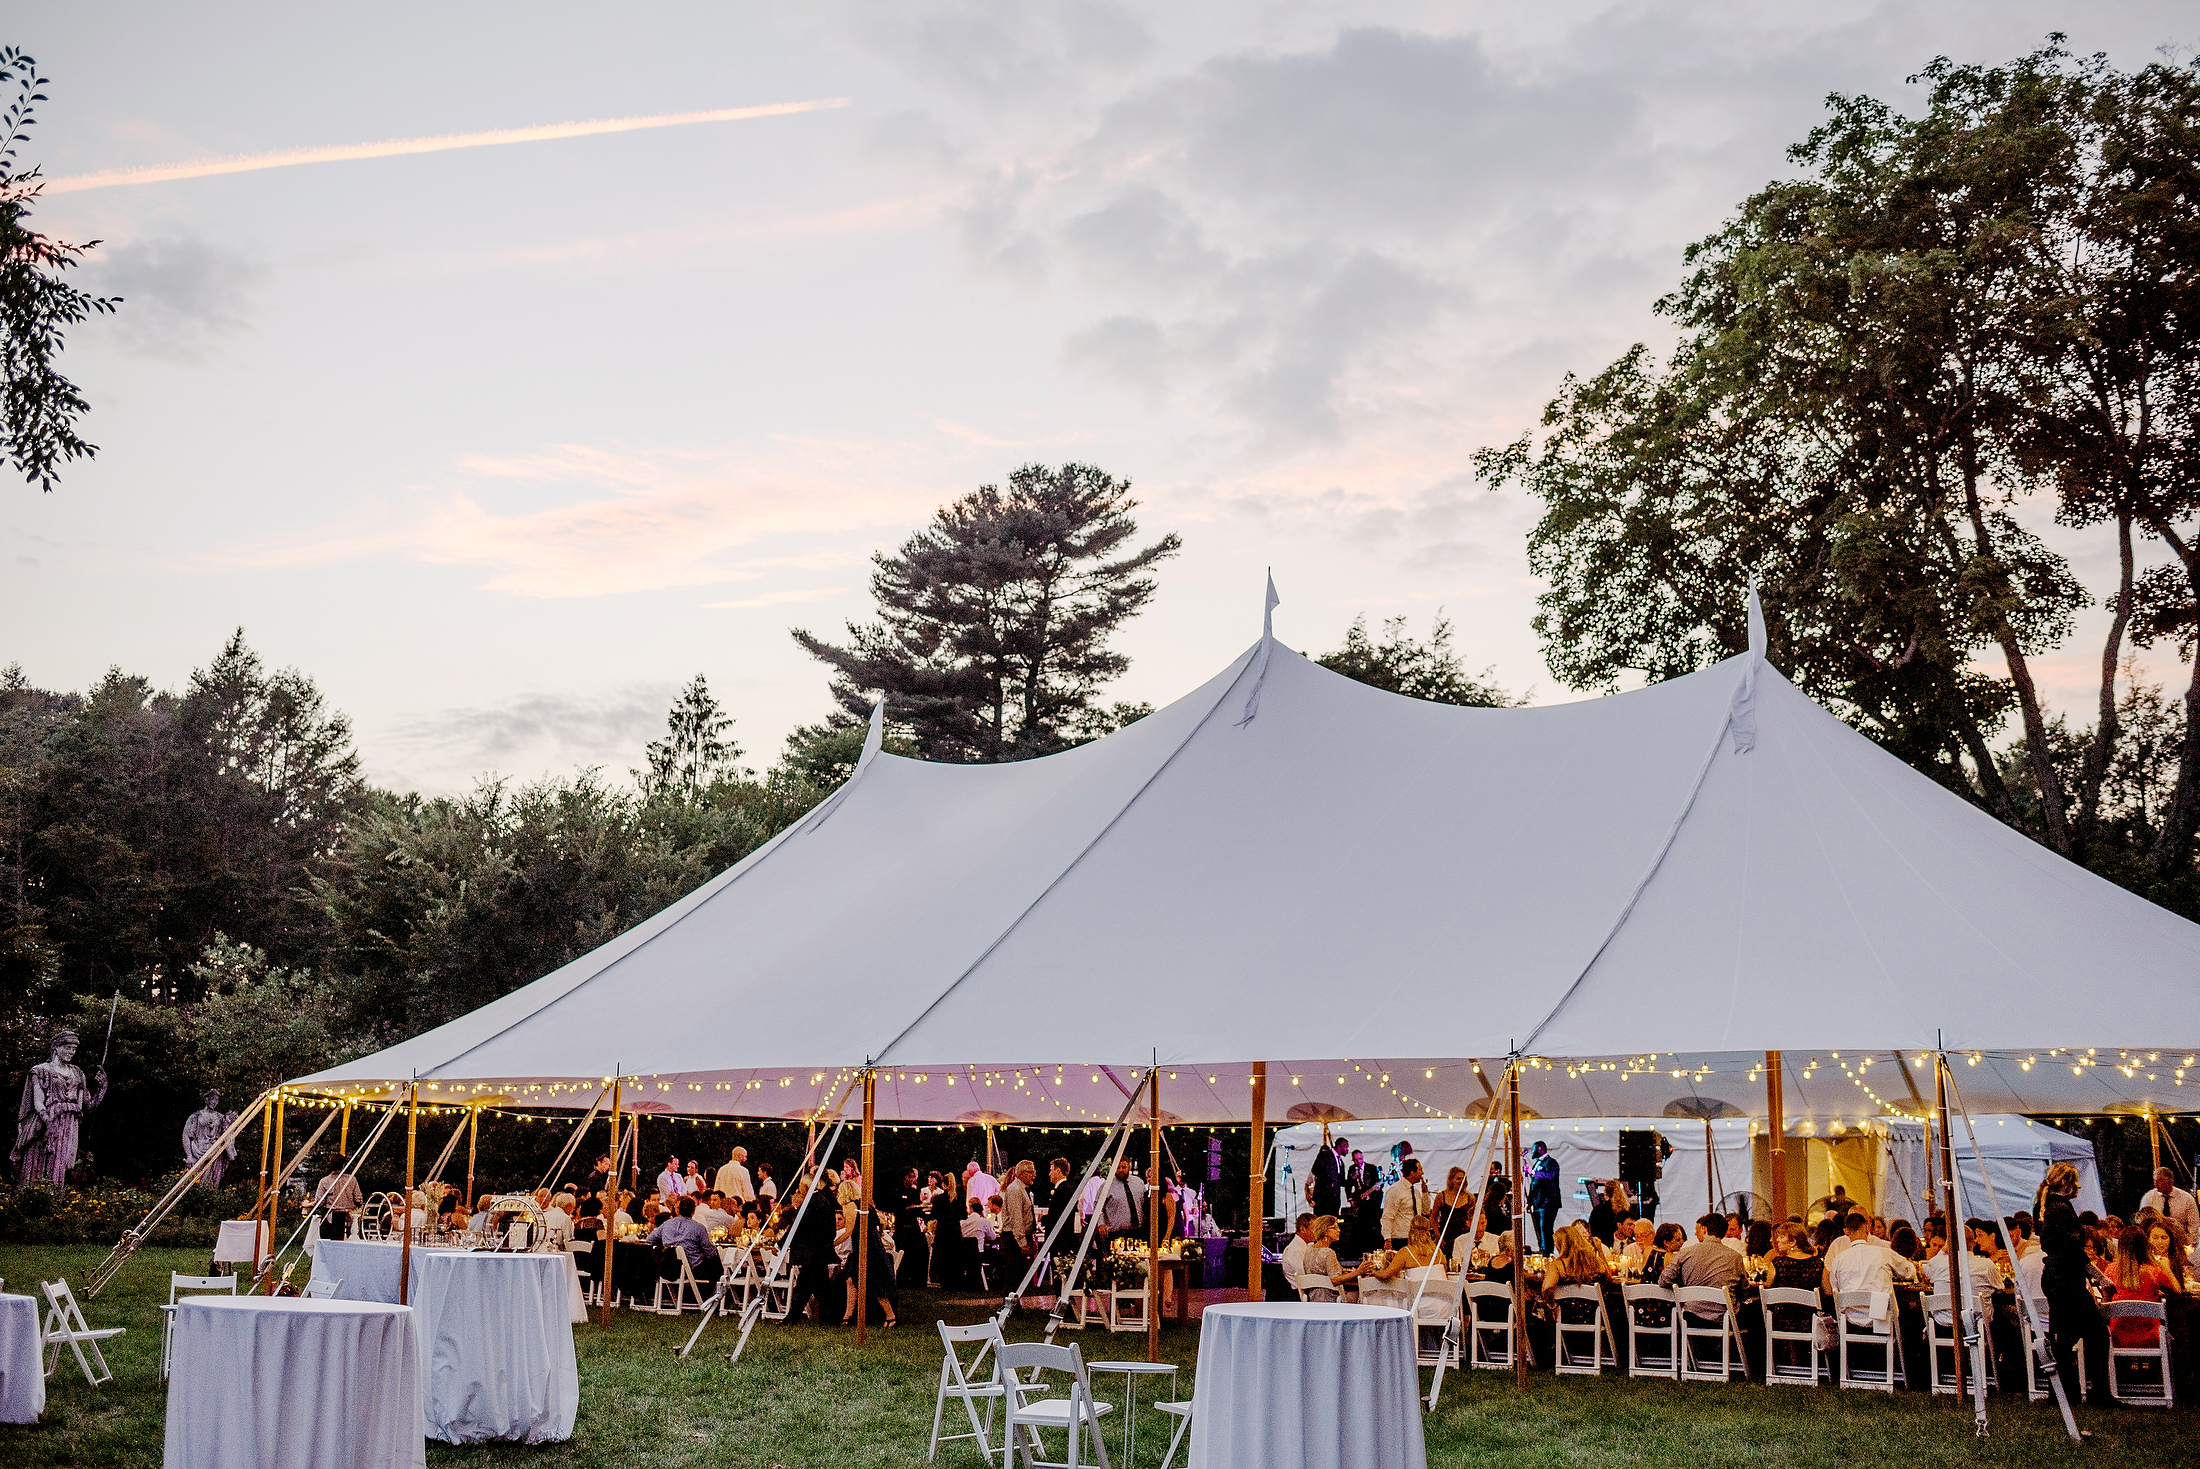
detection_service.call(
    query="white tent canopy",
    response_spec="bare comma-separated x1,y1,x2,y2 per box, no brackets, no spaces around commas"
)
300,593,2200,1124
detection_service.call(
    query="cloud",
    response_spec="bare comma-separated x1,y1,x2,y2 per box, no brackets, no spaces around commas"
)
45,99,851,194
96,238,268,360
367,686,678,795
703,587,848,609
842,0,1157,107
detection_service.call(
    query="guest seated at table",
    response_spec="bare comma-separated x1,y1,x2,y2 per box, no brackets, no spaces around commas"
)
1766,1222,1822,1294
1279,1213,1318,1280
1824,1209,1917,1324
1471,1229,1517,1285
1660,1213,1745,1318
1743,1220,1772,1272
648,1196,723,1284
446,1198,472,1235
1363,1219,1443,1282
1920,1219,2000,1318
1886,1221,1922,1264
694,1190,737,1233
543,1192,575,1244
1539,1223,1607,1295
1639,1222,1684,1283
1812,1216,1843,1257
1298,1215,1360,1301
639,1196,665,1232
1617,1218,1657,1273
1587,1185,1620,1248
613,1190,636,1231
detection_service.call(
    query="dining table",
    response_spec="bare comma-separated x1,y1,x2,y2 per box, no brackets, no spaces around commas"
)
0,1291,43,1425
1188,1302,1425,1469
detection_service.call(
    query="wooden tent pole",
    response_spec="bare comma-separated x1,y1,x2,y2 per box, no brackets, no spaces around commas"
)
466,1106,480,1209
2150,1110,2163,1173
1765,1051,1787,1221
270,1091,286,1272
1148,1064,1162,1364
339,1097,351,1157
1508,1057,1527,1391
601,1075,620,1328
1935,1051,1964,1407
399,1079,419,1307
1248,1062,1267,1300
856,1067,876,1347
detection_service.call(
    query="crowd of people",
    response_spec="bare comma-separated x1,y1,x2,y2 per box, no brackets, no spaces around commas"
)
1279,1139,2197,1403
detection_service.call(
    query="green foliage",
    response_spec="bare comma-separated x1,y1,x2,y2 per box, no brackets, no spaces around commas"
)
1317,612,1521,707
639,673,743,798
794,463,1181,762
184,935,357,1104
0,1177,249,1245
0,48,119,493
1478,41,2200,906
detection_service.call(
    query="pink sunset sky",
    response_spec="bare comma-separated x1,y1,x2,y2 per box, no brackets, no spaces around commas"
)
8,3,2192,793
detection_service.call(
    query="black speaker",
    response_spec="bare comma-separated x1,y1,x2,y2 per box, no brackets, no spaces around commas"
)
1618,1129,1661,1182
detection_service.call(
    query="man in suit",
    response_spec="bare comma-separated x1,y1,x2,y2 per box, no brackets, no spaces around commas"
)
780,1182,846,1325
1308,1136,1346,1217
1344,1149,1383,1255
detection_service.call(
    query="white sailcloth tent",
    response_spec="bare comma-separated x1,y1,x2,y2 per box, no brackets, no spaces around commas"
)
1876,1116,2106,1221
298,592,2200,1126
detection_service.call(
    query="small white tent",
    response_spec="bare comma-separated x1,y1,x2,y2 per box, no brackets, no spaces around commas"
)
298,593,2200,1126
1877,1116,2106,1221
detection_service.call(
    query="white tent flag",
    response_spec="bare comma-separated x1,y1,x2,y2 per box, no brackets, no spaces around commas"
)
298,590,2200,1123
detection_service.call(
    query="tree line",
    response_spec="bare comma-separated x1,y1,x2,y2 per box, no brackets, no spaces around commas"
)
1479,40,2200,918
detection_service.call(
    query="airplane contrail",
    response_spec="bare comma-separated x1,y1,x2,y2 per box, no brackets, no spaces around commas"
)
43,98,850,194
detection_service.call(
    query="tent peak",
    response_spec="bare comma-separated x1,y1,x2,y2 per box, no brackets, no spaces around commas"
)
1262,569,1280,641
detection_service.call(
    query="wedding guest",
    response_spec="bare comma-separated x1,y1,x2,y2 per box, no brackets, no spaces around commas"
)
1382,1159,1431,1250
1298,1215,1359,1301
1280,1214,1319,1280
657,1155,686,1198
1660,1213,1745,1320
756,1162,778,1204
715,1147,755,1205
1433,1168,1476,1257
1364,1219,1442,1282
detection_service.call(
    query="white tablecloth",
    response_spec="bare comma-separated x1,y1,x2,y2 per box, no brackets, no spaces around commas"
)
1188,1303,1425,1469
0,1293,43,1425
164,1296,425,1469
308,1241,578,1444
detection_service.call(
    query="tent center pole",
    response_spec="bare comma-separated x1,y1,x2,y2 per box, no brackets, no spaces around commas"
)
400,1078,419,1308
466,1106,479,1211
856,1067,875,1347
339,1098,351,1158
1248,1062,1267,1300
1765,1051,1786,1222
1934,1051,1964,1408
602,1074,621,1329
1508,1057,1527,1391
1148,1063,1163,1364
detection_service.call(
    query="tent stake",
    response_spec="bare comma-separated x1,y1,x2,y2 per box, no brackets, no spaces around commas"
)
1765,1051,1786,1221
1148,1061,1162,1364
1248,1062,1267,1299
856,1066,875,1347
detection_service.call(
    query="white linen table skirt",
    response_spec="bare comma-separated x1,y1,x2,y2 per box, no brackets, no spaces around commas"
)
0,1292,44,1424
163,1296,425,1469
307,1241,578,1443
1188,1303,1426,1469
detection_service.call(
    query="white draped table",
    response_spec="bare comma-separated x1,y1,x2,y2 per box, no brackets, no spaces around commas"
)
164,1296,425,1469
0,1292,44,1425
1187,1303,1426,1469
308,1240,578,1443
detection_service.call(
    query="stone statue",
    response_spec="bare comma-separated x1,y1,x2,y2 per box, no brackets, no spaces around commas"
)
11,1029,108,1189
181,1089,238,1188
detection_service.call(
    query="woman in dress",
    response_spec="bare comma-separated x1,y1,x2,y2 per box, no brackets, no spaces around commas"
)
892,1166,929,1290
2039,1162,2113,1405
1362,1218,1442,1283
1298,1216,1360,1301
1432,1168,1476,1260
929,1170,964,1288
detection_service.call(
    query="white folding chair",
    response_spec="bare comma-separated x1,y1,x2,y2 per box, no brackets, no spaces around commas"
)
2107,1301,2173,1407
159,1272,235,1381
41,1279,125,1388
1104,1284,1150,1332
653,1250,711,1315
304,1275,345,1300
930,1320,1006,1464
1759,1287,1826,1386
1552,1283,1617,1375
761,1265,796,1321
1926,1290,1996,1396
1624,1283,1679,1379
1287,1273,1341,1304
1834,1292,1903,1391
1153,1400,1192,1469
1466,1282,1522,1370
1674,1287,1743,1382
999,1339,1112,1469
1407,1271,1465,1368
2020,1295,2084,1402
566,1239,601,1306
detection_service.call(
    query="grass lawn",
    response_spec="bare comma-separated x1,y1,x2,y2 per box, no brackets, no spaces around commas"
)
0,1244,2176,1466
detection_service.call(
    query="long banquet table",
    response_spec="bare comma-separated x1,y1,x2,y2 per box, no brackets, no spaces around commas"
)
0,1291,43,1425
1189,1302,1426,1469
308,1239,578,1444
165,1296,426,1469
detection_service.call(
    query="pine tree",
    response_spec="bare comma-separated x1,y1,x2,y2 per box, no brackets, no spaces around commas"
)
642,675,741,797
